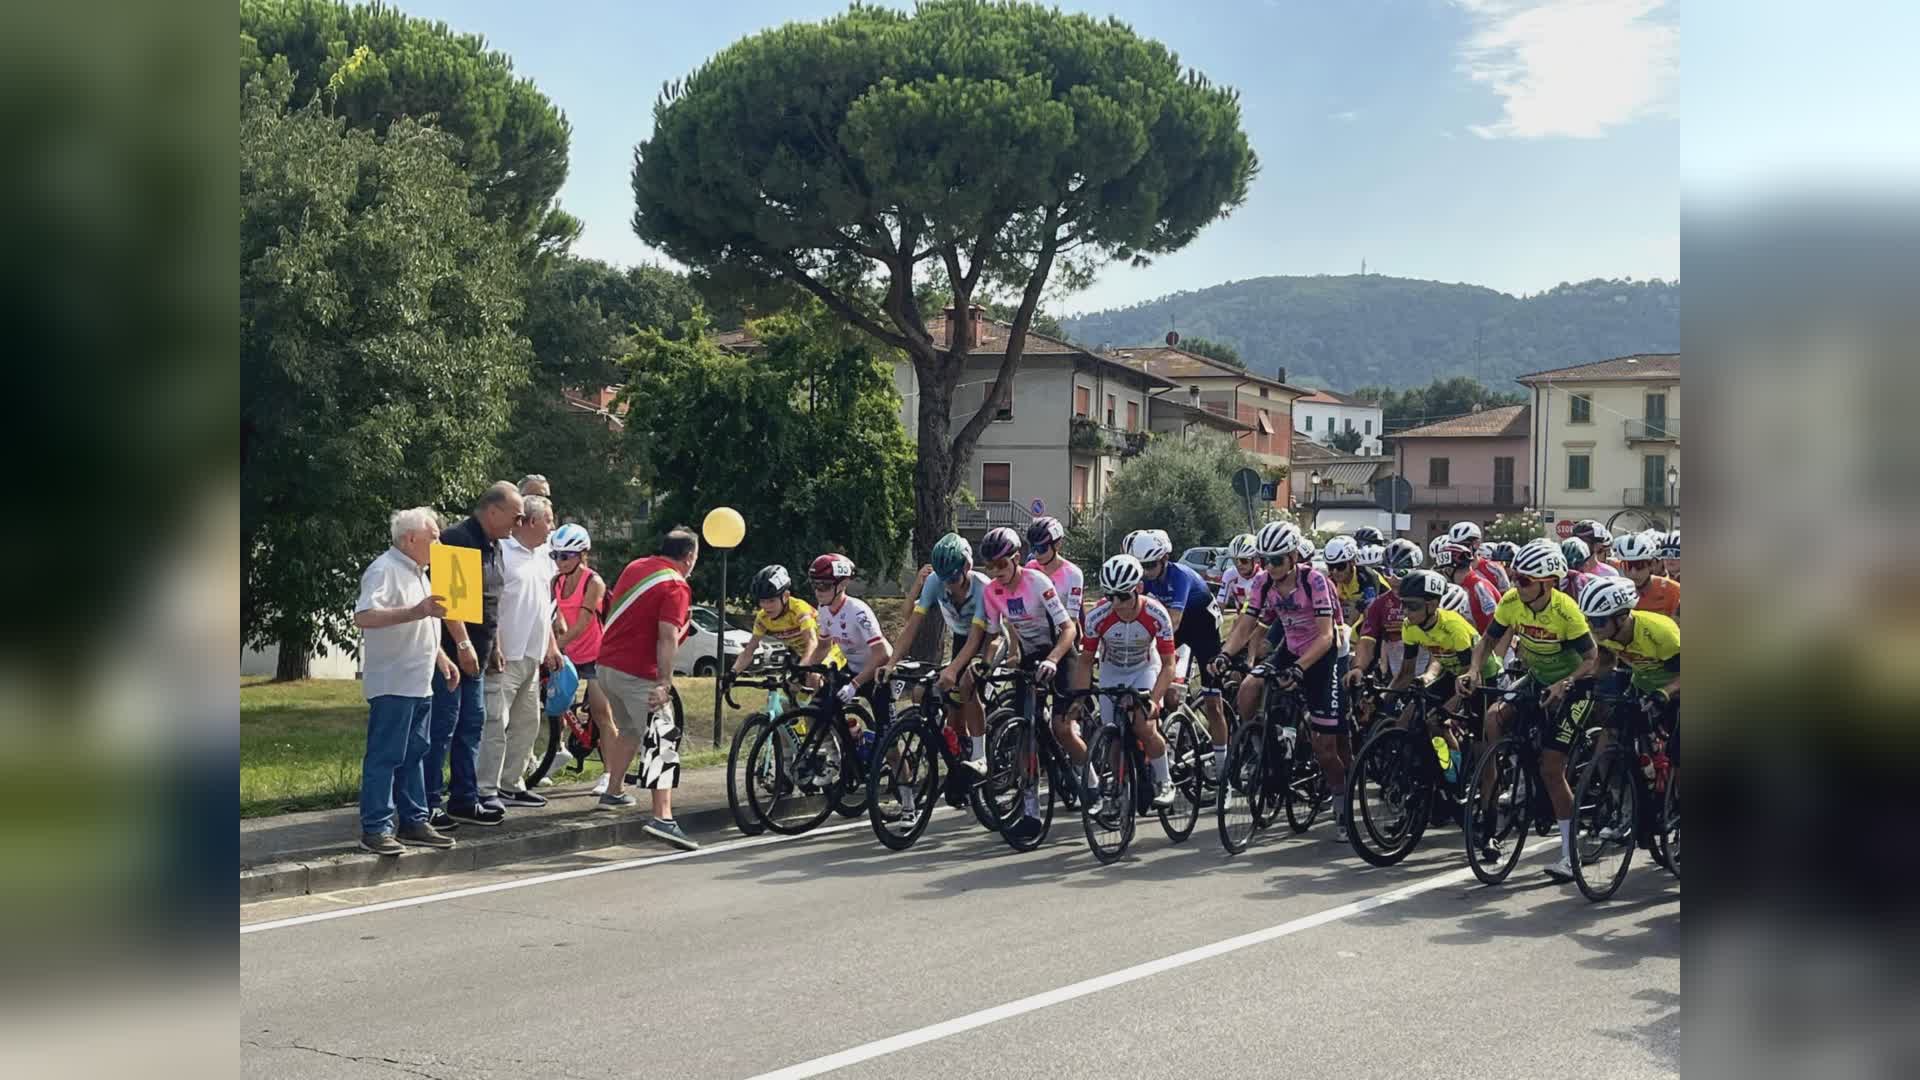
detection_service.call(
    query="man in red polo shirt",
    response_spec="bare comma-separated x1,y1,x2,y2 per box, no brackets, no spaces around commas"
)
596,526,699,850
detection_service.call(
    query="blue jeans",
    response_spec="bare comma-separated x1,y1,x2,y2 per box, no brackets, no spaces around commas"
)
428,668,487,812
360,695,432,835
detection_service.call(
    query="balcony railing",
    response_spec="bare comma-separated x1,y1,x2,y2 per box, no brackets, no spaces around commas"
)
1623,487,1675,508
1069,417,1151,458
1405,483,1530,508
1624,418,1679,441
955,500,1034,532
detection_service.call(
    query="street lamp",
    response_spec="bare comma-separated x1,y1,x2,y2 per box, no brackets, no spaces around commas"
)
1666,464,1680,528
1309,470,1323,531
701,506,746,748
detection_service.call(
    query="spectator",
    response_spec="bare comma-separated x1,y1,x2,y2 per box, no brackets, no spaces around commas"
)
479,495,562,809
548,523,607,786
519,474,551,499
596,527,700,850
353,508,459,855
428,481,522,829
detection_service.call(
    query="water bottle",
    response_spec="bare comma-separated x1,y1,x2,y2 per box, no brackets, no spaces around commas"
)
943,724,963,759
1651,751,1671,794
1432,737,1455,782
859,729,876,762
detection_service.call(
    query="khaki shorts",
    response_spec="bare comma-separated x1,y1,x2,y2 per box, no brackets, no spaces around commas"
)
601,665,682,790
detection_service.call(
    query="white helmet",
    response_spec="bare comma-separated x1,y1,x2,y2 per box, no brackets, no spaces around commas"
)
1611,530,1659,562
1427,534,1448,562
549,523,591,554
1658,529,1680,559
1125,529,1172,563
1512,538,1568,580
1297,537,1317,560
1099,553,1146,596
1255,520,1302,558
1441,583,1471,615
1578,575,1639,620
1447,521,1483,546
1322,536,1359,565
1226,532,1258,560
1357,544,1386,567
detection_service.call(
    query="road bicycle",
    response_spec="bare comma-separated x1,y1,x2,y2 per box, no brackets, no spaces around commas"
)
738,662,879,836
1343,680,1495,867
1570,689,1679,900
865,661,1000,850
1214,659,1326,855
1462,671,1603,885
722,657,822,836
976,665,1084,852
1058,684,1204,864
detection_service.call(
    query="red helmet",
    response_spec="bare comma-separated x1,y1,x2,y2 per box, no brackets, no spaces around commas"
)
809,552,855,582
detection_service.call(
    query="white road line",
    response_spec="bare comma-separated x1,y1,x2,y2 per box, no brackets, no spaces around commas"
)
746,840,1558,1080
241,819,872,935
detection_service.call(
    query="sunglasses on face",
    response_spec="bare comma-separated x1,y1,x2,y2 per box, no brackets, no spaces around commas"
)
550,550,580,561
1521,575,1557,587
1625,560,1653,571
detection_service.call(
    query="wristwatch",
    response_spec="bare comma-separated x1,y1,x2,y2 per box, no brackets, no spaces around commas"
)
458,641,477,654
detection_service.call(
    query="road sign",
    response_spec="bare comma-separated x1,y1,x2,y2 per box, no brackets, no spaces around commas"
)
1258,482,1278,502
1230,467,1263,499
1555,519,1575,539
1030,498,1045,515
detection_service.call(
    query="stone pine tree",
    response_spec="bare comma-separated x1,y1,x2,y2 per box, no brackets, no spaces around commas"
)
631,0,1256,567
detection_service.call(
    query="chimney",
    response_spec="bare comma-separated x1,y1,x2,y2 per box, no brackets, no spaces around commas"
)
943,304,988,349
1188,385,1201,407
943,305,959,348
1276,366,1287,383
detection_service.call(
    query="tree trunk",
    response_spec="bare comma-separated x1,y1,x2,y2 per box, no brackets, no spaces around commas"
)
274,624,313,682
907,365,957,661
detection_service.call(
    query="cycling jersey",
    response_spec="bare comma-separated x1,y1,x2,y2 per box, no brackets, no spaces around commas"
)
1146,560,1215,617
1026,555,1085,626
1634,575,1681,619
1455,568,1503,633
984,567,1072,657
1475,557,1512,593
914,571,991,637
754,596,845,666
1080,595,1176,675
1600,610,1681,692
1331,567,1383,626
816,594,886,675
1217,564,1258,616
1400,608,1503,680
1249,567,1337,657
1357,590,1405,644
1491,587,1592,684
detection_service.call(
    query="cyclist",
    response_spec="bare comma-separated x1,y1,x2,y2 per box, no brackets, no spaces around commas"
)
890,533,992,777
1459,538,1597,883
980,526,1079,842
1025,516,1086,627
1219,521,1346,841
730,564,822,679
1069,554,1180,813
1348,537,1424,690
1449,520,1511,592
1396,571,1504,758
1561,536,1599,603
1353,526,1385,549
1658,529,1680,581
799,553,893,749
1579,578,1680,788
548,524,608,784
1434,542,1501,632
1128,528,1228,779
1572,520,1622,576
1611,530,1680,620
1218,532,1261,636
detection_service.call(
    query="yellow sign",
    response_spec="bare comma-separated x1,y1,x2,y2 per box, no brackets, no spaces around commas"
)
429,542,483,624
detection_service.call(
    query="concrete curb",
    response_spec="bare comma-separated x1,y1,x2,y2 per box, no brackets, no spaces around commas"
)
240,800,750,904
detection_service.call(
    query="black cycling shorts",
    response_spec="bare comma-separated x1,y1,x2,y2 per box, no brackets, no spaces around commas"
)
1175,609,1223,689
1274,647,1342,733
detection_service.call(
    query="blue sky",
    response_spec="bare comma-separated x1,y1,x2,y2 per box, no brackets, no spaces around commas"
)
396,0,1677,314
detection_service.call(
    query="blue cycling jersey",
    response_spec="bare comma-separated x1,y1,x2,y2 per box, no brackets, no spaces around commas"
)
1145,560,1213,614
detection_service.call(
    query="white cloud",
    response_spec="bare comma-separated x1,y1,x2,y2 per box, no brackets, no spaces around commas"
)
1455,0,1676,139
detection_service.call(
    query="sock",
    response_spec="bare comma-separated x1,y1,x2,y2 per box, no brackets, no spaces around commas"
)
1212,743,1228,761
1558,818,1573,860
969,736,986,765
898,784,916,813
1085,763,1099,789
1151,754,1172,785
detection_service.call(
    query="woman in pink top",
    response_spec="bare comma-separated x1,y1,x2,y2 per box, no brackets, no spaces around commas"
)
548,524,610,782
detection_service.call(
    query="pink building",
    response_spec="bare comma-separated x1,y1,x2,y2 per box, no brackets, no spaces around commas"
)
1385,404,1532,541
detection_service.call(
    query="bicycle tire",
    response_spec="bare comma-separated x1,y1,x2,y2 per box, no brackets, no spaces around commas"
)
747,707,836,835
1158,712,1202,843
1655,771,1680,879
726,713,772,836
1571,745,1637,901
1083,724,1134,864
1283,729,1323,834
1464,737,1528,885
996,714,1056,852
1216,721,1264,855
1346,727,1430,867
523,711,566,788
978,707,1027,833
867,715,938,851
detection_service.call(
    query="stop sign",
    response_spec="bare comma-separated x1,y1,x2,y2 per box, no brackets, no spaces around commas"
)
1555,519,1575,539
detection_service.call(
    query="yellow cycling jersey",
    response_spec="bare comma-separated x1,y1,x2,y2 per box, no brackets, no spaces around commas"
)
1492,587,1591,684
1400,608,1502,679
1600,610,1680,692
752,598,844,666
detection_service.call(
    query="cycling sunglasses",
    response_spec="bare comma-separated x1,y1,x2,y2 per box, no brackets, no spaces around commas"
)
550,550,581,560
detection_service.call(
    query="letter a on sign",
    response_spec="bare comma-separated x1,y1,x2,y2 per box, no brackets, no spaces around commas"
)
430,543,483,624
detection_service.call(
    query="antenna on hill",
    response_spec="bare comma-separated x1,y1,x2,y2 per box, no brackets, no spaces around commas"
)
1361,257,1367,276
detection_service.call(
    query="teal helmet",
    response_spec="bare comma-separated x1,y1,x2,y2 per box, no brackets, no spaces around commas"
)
931,532,973,582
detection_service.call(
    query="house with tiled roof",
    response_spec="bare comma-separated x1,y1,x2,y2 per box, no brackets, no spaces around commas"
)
1108,345,1312,508
1517,353,1680,536
1289,434,1399,535
1293,386,1385,455
1383,404,1533,541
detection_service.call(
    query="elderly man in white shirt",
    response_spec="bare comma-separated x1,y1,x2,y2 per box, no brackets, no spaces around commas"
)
478,494,563,808
354,507,461,856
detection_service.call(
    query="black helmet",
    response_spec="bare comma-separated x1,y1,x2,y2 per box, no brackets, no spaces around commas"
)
1353,526,1386,547
1026,516,1065,550
751,565,792,602
1397,569,1446,602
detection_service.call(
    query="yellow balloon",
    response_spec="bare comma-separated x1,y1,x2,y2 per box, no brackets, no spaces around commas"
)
702,506,746,549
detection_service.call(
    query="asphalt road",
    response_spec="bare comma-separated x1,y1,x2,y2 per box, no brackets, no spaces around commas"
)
241,810,1679,1079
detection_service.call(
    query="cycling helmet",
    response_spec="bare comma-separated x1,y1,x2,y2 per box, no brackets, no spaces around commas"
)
1658,529,1680,559
1447,521,1483,546
1297,537,1317,561
1226,532,1258,561
1476,542,1496,560
1254,520,1302,558
809,552,855,582
1511,538,1568,580
1396,569,1446,602
1578,575,1639,620
1440,583,1471,616
550,523,591,554
1099,554,1145,596
1126,529,1173,563
1434,542,1473,570
1357,544,1386,568
1026,516,1065,550
979,526,1022,563
1572,519,1611,546
1353,526,1385,547
1559,536,1591,568
1428,535,1448,562
544,656,580,718
1385,537,1424,574
1492,541,1519,563
1322,536,1360,565
930,532,973,582
1611,530,1658,563
750,564,792,601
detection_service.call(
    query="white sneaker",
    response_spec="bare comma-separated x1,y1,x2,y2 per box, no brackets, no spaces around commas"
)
551,747,575,770
592,773,610,796
536,775,554,788
1544,856,1575,882
1151,781,1178,809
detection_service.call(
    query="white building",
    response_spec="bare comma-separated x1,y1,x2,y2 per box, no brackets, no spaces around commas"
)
1293,388,1384,456
1518,353,1680,536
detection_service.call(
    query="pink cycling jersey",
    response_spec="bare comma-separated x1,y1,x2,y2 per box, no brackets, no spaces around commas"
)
1026,555,1085,626
984,567,1072,656
1247,566,1337,656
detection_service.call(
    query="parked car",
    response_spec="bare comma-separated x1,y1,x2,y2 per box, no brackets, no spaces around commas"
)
1179,546,1230,589
674,605,762,676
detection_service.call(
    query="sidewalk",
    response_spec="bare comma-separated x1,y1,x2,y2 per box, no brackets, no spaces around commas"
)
240,767,738,903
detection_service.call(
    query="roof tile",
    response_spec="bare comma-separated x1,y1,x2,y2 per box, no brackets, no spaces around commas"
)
1385,404,1531,440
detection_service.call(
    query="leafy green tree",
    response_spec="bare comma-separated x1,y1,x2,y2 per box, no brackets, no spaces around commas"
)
1102,438,1256,555
241,66,530,679
240,0,573,246
631,0,1256,565
616,304,916,601
1327,427,1365,453
1181,336,1243,367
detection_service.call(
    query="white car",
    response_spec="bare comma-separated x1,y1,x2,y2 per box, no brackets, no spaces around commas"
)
674,605,760,676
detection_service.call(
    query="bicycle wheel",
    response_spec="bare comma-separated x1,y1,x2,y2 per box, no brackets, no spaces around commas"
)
998,714,1057,852
978,707,1027,833
1654,771,1680,878
1464,737,1528,885
1347,727,1430,867
726,713,772,835
523,711,566,788
1083,725,1134,864
1158,712,1202,843
1216,721,1264,855
747,709,836,835
1571,746,1637,901
1283,730,1324,834
868,715,938,851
